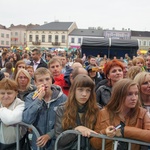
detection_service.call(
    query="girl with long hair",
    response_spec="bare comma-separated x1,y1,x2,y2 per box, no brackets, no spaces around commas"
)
54,74,100,150
13,60,26,79
134,72,150,108
91,79,150,150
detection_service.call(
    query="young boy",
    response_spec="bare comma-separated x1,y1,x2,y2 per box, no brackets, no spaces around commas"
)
22,67,67,150
48,57,69,96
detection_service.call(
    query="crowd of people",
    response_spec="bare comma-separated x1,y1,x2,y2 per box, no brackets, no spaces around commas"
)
0,47,150,150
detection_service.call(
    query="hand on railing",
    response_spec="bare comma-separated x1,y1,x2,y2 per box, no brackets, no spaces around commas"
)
54,130,150,150
75,126,98,138
36,134,50,148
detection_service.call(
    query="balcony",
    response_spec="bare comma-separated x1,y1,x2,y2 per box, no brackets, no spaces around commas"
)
52,42,60,46
32,41,41,45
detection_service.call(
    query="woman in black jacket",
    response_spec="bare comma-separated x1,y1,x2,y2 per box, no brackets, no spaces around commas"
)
54,74,100,150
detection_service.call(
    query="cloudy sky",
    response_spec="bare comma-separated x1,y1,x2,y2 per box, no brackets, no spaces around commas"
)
1,0,150,31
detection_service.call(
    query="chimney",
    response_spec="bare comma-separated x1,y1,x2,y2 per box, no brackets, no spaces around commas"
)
44,21,48,24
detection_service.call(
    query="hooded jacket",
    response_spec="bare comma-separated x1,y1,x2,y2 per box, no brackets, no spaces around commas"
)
22,85,67,150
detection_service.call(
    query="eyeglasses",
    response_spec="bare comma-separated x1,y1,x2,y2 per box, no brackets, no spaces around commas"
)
18,76,28,80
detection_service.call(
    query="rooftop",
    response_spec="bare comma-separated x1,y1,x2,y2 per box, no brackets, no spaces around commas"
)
29,21,74,31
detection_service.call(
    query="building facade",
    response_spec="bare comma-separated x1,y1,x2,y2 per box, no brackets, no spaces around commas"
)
68,28,104,49
0,25,11,48
131,31,150,50
9,24,27,47
26,21,77,50
2,21,150,53
104,28,131,39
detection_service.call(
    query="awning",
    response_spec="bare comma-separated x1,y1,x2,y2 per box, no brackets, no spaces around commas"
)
111,39,139,48
81,37,139,59
70,45,81,49
82,38,138,48
82,38,109,47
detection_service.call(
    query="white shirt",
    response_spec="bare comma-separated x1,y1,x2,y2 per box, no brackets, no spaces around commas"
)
33,60,40,71
0,98,25,144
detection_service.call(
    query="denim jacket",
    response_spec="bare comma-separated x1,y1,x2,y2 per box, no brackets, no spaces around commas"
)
22,85,67,150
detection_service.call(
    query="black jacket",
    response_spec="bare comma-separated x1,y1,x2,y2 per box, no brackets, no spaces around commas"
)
0,58,9,69
30,58,47,69
54,104,94,150
95,79,108,92
96,83,112,107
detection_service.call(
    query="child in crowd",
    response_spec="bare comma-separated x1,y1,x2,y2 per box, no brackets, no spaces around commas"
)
54,74,100,150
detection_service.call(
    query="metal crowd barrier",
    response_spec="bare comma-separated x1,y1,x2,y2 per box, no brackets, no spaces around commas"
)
16,122,41,150
54,130,150,150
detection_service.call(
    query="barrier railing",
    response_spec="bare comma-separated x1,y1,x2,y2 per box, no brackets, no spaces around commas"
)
54,130,150,150
16,122,41,150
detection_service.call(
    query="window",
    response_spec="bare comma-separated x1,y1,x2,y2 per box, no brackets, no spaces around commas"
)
139,40,142,46
113,33,116,37
71,38,75,43
15,38,18,43
62,35,65,43
1,41,4,45
42,35,45,42
29,35,32,42
24,33,26,42
78,38,81,44
48,35,52,42
143,41,147,46
1,33,4,38
119,33,122,37
35,35,39,42
107,32,110,38
15,32,18,36
6,34,9,38
124,33,128,39
24,33,26,38
6,41,9,45
55,35,58,42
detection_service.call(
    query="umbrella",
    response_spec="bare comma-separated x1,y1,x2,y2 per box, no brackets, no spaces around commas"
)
17,46,23,50
140,49,147,54
25,47,30,51
41,47,47,51
64,48,68,51
137,49,147,55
